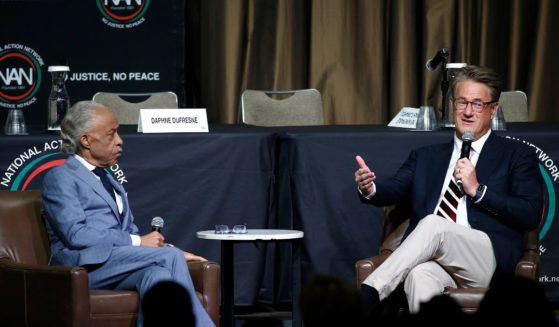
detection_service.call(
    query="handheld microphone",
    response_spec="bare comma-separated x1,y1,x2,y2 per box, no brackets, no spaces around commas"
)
151,216,164,233
457,131,474,187
426,48,449,71
460,131,474,159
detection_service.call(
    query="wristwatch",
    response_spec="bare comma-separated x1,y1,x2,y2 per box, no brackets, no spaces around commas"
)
472,184,486,202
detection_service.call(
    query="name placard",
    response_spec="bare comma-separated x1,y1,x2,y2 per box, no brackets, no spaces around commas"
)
137,109,209,133
387,107,419,129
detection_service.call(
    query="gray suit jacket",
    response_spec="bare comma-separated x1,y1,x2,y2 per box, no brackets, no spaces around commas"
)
42,155,139,267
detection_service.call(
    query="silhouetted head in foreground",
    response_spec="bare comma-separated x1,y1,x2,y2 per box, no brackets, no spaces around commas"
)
300,274,367,326
142,281,195,327
476,274,556,326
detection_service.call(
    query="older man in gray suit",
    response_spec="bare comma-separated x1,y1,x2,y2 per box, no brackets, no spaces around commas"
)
42,101,215,327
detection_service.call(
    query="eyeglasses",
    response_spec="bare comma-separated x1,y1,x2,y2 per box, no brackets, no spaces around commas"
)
453,98,497,113
214,224,247,234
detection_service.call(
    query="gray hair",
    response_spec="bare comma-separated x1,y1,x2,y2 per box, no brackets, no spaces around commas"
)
60,101,107,154
450,65,502,102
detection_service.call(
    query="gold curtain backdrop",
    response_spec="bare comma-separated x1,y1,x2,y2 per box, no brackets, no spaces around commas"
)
185,0,559,124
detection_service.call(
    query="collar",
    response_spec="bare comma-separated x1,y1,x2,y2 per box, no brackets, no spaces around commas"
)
453,129,491,155
74,154,97,171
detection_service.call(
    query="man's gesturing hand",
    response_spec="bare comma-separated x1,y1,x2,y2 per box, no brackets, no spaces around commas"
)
355,155,376,196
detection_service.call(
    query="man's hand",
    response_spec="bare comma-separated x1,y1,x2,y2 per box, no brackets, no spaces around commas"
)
140,231,165,247
355,155,376,196
454,158,478,197
183,251,207,262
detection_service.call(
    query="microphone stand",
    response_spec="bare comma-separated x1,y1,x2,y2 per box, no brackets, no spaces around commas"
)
440,58,449,125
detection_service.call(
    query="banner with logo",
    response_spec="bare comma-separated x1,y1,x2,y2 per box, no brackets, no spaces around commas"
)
0,0,184,131
0,131,278,305
506,135,559,301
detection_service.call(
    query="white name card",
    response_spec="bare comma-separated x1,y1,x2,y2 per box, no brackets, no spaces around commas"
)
137,109,209,133
387,107,419,129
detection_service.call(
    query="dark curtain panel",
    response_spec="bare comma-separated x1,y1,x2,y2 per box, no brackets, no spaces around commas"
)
185,0,559,124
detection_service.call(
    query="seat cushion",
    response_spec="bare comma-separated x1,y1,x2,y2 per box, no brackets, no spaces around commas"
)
90,289,139,327
443,287,487,313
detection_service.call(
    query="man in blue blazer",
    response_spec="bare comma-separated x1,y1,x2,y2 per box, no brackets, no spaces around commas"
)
354,66,543,313
42,101,215,327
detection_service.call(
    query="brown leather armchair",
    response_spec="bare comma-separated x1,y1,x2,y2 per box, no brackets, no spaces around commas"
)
0,190,220,326
355,205,539,313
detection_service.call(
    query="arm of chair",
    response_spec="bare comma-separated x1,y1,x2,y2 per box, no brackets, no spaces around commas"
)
515,248,539,280
355,212,410,289
0,257,91,327
187,260,220,326
355,251,392,289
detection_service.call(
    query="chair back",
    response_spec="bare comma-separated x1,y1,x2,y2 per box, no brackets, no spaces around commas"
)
499,90,528,122
443,90,528,124
379,205,410,254
92,91,179,125
241,88,324,126
0,190,48,265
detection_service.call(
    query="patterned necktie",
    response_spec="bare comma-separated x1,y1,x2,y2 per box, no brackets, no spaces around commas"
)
435,177,463,222
92,167,116,202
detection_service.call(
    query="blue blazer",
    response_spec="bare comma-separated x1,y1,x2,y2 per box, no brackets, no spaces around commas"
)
42,156,139,267
363,133,543,275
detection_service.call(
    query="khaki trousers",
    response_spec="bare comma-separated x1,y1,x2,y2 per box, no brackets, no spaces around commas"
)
362,214,496,313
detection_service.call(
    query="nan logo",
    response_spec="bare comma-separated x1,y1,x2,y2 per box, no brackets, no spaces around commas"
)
1,140,128,191
0,43,44,109
97,0,151,29
506,136,558,252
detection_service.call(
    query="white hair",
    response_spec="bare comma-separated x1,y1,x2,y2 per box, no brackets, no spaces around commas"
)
60,101,108,154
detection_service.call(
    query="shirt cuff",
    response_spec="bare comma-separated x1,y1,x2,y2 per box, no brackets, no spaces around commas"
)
130,234,141,246
358,182,377,200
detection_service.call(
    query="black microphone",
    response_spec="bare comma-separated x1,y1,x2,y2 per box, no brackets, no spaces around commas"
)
426,47,450,71
457,131,474,187
151,216,164,233
460,131,474,159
